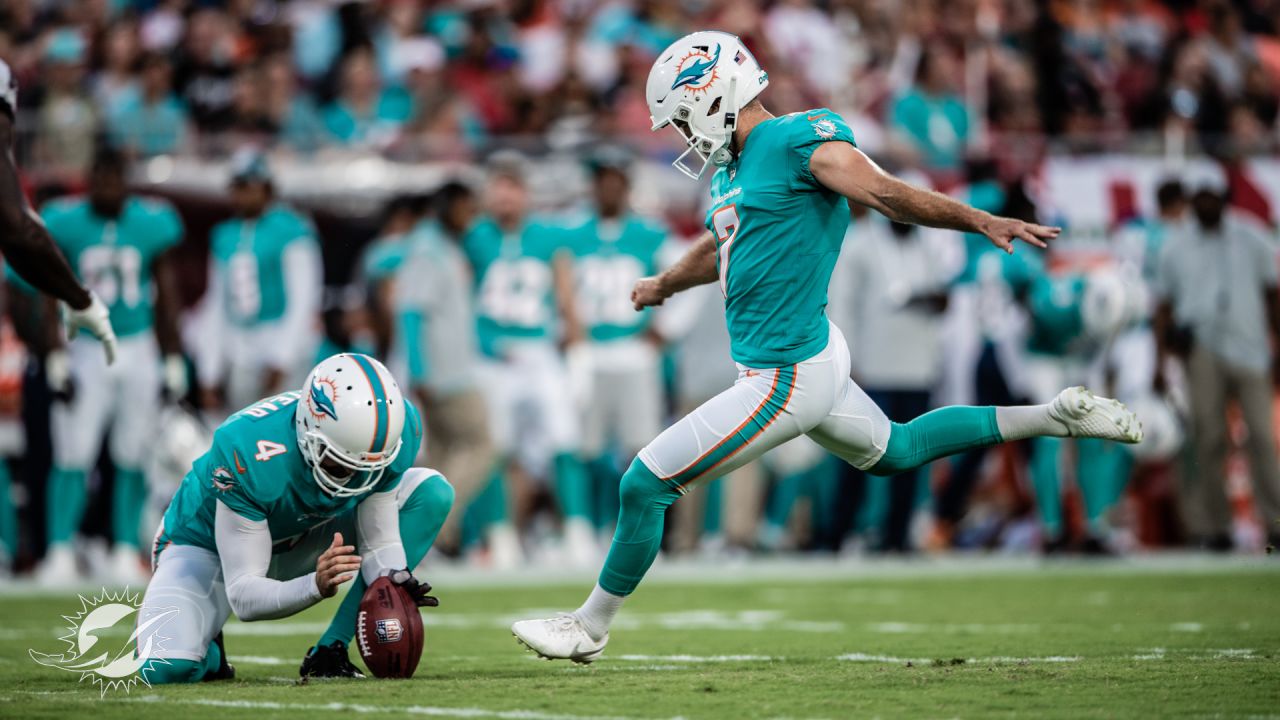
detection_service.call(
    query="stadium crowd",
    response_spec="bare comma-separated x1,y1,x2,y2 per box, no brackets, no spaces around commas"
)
3,0,1280,584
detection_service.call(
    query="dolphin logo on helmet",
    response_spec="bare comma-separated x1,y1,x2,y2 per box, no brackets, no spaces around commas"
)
309,380,339,421
670,45,721,92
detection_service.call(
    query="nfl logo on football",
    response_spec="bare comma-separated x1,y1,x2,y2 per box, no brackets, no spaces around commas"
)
375,618,403,644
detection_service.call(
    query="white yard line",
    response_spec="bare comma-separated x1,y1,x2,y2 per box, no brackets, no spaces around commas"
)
835,653,1080,664
120,696,690,720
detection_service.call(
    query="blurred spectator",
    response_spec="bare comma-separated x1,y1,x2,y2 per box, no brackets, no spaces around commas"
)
33,29,97,181
1154,168,1280,551
91,19,141,114
260,53,327,153
322,47,413,148
888,47,970,173
106,52,190,158
173,8,238,134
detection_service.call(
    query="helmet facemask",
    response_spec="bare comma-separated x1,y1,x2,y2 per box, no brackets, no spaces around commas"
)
299,423,402,498
656,76,740,180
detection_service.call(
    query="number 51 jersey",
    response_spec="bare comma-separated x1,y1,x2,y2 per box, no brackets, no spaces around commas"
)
41,196,183,338
157,391,423,556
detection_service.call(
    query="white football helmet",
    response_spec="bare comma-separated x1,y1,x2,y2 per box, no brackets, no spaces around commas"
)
0,59,16,120
296,353,406,497
646,31,769,179
1127,393,1185,462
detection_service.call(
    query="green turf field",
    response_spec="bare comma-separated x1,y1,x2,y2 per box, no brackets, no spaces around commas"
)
1,560,1278,719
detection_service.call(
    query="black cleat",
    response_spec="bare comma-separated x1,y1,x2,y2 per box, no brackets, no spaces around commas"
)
202,631,236,681
300,641,365,679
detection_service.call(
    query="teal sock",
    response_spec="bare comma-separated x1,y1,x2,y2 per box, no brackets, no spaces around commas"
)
597,458,680,596
869,406,1003,476
553,453,590,521
1030,437,1064,536
1076,439,1133,532
703,478,723,536
318,473,454,648
0,461,15,559
809,459,839,539
112,466,146,548
47,467,88,546
765,471,805,528
589,455,620,531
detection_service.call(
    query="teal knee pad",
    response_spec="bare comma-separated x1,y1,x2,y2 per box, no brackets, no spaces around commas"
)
140,657,205,685
598,458,680,596
406,473,456,525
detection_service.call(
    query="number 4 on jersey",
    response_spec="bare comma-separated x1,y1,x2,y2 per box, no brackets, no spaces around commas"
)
255,440,287,462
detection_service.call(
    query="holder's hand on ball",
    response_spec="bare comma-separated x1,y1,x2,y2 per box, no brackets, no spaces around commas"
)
315,532,361,598
390,568,439,607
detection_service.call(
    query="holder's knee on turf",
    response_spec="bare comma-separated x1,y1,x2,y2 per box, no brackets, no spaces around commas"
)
139,658,205,685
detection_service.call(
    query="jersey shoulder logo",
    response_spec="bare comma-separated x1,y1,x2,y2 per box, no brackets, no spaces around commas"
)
307,377,340,421
671,45,721,94
812,119,838,139
211,465,236,492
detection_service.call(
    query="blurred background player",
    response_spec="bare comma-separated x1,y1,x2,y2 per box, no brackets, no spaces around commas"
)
394,181,494,556
362,193,430,362
196,150,322,415
464,155,590,567
833,212,952,553
37,148,185,585
0,58,117,364
1154,168,1280,552
567,148,669,540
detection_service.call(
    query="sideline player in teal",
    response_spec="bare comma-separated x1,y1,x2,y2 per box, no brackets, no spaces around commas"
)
197,150,322,413
464,155,593,566
513,30,1143,661
137,353,453,682
566,148,669,536
36,149,186,586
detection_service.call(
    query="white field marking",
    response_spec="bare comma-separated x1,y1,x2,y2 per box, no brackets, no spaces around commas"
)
865,622,1039,635
1132,648,1166,660
234,655,291,666
222,610,843,636
113,696,690,720
1171,622,1203,632
613,655,778,663
835,653,1079,664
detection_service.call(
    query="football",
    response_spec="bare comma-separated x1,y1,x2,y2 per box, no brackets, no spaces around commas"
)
355,576,424,679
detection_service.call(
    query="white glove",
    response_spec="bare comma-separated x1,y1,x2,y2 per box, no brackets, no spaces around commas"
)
45,349,73,401
163,354,188,400
63,291,117,365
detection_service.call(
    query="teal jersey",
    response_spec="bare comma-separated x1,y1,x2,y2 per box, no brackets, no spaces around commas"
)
362,233,411,281
705,109,855,367
567,213,667,341
462,216,565,357
160,391,423,554
1026,274,1088,357
42,196,183,338
209,205,317,326
953,181,1008,287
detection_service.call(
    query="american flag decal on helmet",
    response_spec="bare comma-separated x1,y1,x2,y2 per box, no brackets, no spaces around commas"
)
734,50,746,65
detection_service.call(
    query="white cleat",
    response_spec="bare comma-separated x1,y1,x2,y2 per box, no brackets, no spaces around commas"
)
1049,387,1143,444
107,546,149,588
512,613,608,664
36,546,80,587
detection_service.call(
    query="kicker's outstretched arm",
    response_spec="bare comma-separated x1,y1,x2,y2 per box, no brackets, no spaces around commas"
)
632,230,717,310
809,142,1060,254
